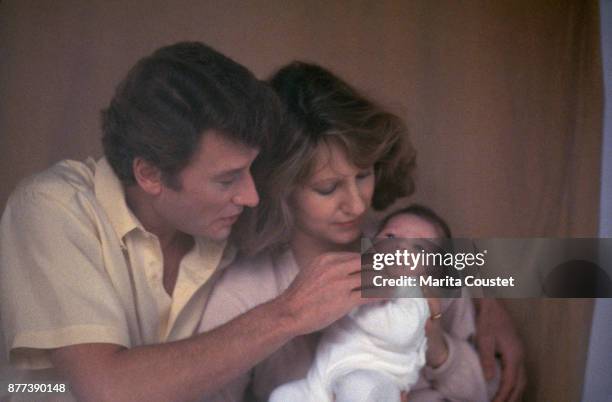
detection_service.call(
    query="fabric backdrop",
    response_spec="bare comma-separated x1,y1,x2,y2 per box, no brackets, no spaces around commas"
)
0,1,603,401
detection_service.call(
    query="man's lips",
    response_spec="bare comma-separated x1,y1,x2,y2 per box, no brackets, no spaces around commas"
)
219,214,240,225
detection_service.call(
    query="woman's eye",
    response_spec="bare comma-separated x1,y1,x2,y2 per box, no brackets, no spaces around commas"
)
314,184,337,195
357,170,373,180
385,233,396,239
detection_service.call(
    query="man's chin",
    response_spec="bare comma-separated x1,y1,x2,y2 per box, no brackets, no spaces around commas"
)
205,226,233,242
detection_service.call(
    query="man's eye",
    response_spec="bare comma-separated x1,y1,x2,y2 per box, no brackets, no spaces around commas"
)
218,176,237,187
217,171,243,187
385,233,396,239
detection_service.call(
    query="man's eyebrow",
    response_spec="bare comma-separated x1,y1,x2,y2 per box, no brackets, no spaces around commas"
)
212,167,244,179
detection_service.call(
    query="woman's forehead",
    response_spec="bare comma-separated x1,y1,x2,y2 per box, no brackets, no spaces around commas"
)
308,142,364,181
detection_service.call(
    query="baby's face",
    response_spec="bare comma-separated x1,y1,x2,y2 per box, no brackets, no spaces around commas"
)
377,213,454,305
377,213,440,240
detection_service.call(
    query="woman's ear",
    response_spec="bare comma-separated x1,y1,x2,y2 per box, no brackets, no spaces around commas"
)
132,157,163,195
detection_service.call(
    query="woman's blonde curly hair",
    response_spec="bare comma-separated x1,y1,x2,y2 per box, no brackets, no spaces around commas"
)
235,62,417,256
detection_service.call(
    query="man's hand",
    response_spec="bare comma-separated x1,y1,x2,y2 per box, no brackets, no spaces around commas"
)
474,298,526,402
279,252,383,336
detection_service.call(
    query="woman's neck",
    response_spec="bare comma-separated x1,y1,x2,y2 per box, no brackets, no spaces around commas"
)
290,230,361,270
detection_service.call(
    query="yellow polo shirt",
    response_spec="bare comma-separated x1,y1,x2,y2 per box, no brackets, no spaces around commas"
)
0,157,235,370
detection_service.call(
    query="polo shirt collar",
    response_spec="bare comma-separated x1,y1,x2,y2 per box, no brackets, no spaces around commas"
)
94,158,143,247
93,158,238,269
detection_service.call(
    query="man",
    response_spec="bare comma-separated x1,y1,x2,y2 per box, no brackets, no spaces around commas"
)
0,42,375,401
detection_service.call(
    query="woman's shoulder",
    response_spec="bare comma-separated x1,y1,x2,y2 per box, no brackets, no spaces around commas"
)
213,250,294,299
201,252,287,332
228,247,298,275
217,252,278,290
224,251,276,276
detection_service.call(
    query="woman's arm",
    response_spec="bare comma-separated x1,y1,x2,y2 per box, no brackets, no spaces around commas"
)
417,298,491,402
473,298,526,402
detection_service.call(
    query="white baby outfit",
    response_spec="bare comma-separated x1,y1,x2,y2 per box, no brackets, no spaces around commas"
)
269,291,429,402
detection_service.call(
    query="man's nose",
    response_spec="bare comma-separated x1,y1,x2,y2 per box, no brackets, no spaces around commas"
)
233,172,259,207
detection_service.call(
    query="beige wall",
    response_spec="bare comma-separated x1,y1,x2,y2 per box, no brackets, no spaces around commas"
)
0,1,603,400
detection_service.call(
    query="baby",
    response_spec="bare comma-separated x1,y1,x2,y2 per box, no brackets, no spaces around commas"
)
269,205,451,402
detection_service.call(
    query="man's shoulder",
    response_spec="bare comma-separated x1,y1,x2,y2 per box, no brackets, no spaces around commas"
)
9,158,98,207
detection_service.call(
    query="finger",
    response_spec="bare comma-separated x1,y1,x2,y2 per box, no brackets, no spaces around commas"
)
426,298,441,314
509,366,527,402
349,267,372,276
353,293,388,306
476,335,496,380
313,253,360,271
322,251,360,260
352,282,397,299
347,272,365,290
493,360,518,402
326,252,361,264
355,263,383,272
343,262,368,277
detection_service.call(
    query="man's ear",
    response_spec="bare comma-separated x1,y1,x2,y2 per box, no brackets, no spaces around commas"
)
132,157,163,195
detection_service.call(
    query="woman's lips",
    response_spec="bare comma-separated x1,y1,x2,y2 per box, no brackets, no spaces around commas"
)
334,218,360,228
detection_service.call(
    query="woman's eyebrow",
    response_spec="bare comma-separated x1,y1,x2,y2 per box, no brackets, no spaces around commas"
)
312,169,370,184
309,177,340,186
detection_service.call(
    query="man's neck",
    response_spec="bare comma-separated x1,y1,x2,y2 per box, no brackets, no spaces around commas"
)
124,185,182,249
125,184,196,296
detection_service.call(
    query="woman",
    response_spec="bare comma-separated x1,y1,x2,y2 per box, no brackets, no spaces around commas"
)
199,62,494,401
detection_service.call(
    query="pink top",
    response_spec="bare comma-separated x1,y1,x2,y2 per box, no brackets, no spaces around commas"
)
199,250,497,402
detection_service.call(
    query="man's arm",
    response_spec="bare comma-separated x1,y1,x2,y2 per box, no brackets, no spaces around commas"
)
50,252,374,402
50,297,293,402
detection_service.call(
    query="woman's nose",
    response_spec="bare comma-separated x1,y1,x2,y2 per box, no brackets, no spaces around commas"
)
341,182,367,216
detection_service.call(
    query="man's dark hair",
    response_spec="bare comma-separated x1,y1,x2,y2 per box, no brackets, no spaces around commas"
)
102,42,280,187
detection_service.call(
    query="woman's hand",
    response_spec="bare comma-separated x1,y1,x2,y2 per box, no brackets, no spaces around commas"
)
424,298,449,368
474,298,526,402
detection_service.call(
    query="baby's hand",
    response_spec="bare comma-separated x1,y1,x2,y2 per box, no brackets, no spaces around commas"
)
424,298,449,368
